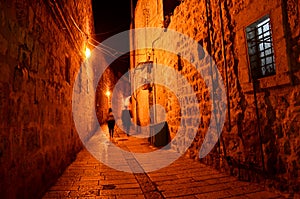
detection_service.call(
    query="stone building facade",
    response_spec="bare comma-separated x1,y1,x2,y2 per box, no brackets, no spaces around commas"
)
133,0,300,194
0,0,96,198
96,59,131,127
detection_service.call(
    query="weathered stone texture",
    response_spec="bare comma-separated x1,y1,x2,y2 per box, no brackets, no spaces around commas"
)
134,0,300,194
0,0,95,198
95,53,131,128
96,67,117,125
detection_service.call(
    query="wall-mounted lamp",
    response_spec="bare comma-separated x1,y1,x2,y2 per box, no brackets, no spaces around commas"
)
105,90,111,97
85,47,91,59
105,90,111,107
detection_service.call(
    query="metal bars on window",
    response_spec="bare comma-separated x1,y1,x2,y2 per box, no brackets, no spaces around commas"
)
246,16,276,80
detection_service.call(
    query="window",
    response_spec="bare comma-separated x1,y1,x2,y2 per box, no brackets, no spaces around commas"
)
246,16,275,80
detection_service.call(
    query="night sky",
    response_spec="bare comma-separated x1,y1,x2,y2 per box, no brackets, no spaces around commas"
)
91,0,138,75
92,0,137,42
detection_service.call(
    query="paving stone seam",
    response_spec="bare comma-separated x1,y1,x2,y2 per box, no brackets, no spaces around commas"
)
119,142,165,199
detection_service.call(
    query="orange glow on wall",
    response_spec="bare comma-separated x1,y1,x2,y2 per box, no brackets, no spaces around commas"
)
85,47,91,59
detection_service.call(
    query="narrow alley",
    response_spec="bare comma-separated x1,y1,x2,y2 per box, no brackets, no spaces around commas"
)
43,126,285,199
0,0,300,199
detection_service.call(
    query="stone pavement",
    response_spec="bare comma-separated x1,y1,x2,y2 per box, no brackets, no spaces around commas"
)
43,126,286,199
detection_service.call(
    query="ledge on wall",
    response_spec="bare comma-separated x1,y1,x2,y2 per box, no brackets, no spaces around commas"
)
241,72,292,93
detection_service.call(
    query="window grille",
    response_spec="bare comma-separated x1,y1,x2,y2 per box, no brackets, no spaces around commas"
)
246,16,276,80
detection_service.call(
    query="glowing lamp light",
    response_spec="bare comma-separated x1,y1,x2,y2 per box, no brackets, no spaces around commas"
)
85,47,91,59
105,90,111,97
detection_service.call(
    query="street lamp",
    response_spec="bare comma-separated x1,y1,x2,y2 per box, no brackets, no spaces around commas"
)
85,47,91,59
105,90,111,98
105,90,111,108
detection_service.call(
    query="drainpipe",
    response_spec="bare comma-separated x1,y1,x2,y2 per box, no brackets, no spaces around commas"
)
252,79,265,172
130,0,135,69
205,0,222,158
218,0,228,161
151,31,164,125
218,0,231,133
130,0,139,129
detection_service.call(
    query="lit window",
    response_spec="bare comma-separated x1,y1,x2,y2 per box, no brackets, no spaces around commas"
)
246,16,276,79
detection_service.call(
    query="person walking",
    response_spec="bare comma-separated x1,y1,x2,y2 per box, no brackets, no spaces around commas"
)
121,106,131,136
107,108,115,139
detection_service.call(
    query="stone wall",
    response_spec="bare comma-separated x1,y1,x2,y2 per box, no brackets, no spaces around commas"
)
134,0,300,194
96,54,131,129
0,0,95,198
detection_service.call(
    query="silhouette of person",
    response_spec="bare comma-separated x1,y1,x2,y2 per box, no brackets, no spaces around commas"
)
121,106,131,136
107,108,115,139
